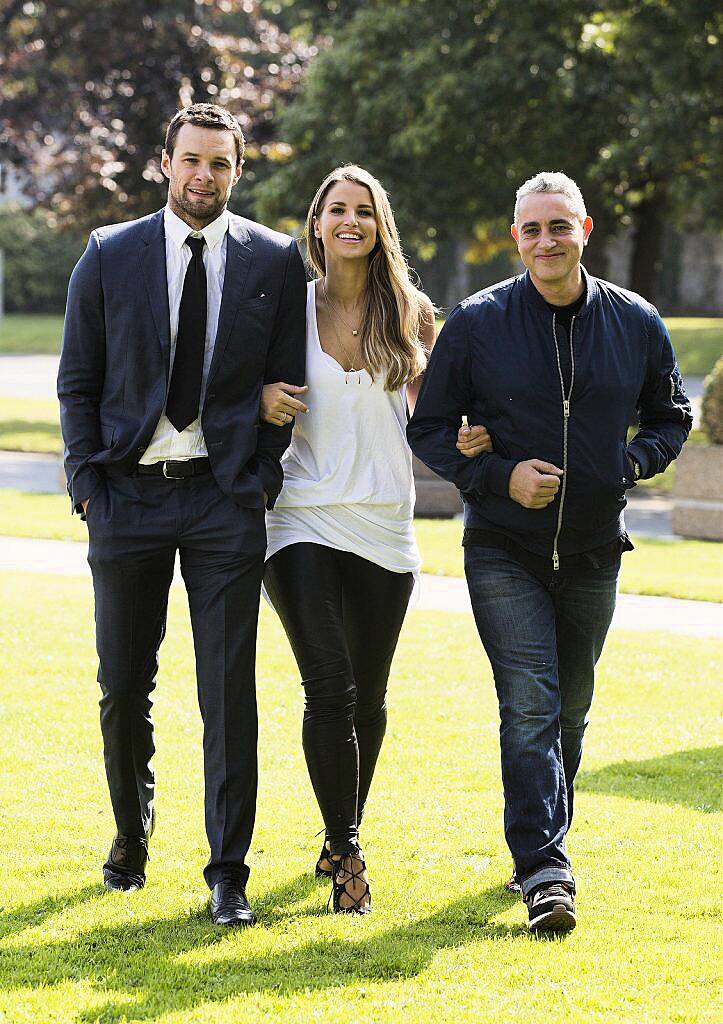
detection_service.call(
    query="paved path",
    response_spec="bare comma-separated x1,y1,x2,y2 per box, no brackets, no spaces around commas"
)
0,450,64,492
0,355,703,537
1,535,720,638
0,354,61,399
0,448,678,537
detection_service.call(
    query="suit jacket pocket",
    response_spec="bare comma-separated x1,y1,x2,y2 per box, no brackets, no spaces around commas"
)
236,295,275,312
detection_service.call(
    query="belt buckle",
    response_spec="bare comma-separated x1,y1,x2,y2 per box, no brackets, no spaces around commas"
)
162,461,185,479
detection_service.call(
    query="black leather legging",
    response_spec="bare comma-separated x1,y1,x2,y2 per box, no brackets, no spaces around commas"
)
264,542,414,855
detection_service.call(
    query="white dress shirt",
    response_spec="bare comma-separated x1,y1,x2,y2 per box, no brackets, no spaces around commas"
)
140,205,229,464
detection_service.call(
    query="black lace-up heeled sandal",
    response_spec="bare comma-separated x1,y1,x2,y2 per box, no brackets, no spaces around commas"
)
315,841,333,879
329,847,372,915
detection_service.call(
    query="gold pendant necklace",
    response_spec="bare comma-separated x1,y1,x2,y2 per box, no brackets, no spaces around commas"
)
323,280,364,383
323,280,363,336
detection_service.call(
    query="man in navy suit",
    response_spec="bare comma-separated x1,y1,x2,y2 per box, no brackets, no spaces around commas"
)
58,104,306,926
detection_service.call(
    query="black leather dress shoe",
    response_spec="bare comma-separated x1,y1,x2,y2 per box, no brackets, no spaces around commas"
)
103,810,155,892
210,880,256,927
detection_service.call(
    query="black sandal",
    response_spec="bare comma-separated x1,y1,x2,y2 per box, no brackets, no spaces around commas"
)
329,849,372,915
314,841,333,879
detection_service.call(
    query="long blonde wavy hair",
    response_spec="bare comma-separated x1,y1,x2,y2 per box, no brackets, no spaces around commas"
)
305,165,428,391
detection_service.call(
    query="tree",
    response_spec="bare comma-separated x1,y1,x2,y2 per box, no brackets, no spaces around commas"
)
0,0,314,230
255,1,617,262
0,204,85,312
581,2,721,296
256,0,721,293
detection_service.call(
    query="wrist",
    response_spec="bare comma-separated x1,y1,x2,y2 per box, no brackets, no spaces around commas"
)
627,454,641,481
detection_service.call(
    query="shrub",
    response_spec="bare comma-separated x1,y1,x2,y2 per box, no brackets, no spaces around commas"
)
0,205,85,313
701,356,723,444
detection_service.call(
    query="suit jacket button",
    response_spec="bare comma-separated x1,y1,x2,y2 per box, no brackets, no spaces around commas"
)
137,446,147,453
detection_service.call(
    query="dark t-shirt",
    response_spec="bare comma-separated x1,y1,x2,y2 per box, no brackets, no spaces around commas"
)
546,285,585,394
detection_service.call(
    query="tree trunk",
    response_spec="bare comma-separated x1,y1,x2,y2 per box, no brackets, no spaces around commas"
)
629,187,668,301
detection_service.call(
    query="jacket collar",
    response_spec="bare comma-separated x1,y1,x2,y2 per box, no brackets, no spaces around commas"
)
139,210,254,382
520,264,598,319
163,205,230,253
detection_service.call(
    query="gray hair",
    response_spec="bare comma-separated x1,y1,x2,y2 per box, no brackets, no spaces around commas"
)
514,172,587,224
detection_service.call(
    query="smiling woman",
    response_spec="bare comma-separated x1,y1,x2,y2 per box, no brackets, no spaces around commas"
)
258,165,490,918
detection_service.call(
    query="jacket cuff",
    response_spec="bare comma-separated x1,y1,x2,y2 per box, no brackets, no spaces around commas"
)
481,456,518,498
625,443,650,479
255,458,282,510
68,466,102,516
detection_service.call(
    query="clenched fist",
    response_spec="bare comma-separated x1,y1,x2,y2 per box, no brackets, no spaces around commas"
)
508,459,563,509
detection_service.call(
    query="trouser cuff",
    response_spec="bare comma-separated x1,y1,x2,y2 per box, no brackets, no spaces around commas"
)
521,866,575,899
329,837,361,857
205,865,250,890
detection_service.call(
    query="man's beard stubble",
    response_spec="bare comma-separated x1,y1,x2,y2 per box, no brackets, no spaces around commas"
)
172,185,228,226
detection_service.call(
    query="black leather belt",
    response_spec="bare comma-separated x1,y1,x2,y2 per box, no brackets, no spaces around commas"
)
136,457,211,479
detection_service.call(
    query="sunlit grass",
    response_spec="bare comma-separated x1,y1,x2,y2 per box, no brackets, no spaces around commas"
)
1,314,720,378
414,518,723,603
1,495,720,603
0,396,60,453
0,313,64,354
0,569,720,1023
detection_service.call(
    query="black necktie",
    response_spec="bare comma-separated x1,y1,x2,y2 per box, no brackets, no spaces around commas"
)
166,235,207,432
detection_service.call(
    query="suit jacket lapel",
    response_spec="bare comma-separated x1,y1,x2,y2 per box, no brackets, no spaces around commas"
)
208,215,253,387
141,210,171,379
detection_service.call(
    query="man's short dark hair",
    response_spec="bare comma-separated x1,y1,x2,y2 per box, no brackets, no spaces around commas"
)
164,104,245,166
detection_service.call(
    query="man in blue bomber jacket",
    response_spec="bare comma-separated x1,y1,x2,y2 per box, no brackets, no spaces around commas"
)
407,171,692,934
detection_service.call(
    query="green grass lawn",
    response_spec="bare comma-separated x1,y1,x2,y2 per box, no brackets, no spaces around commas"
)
665,317,723,376
1,493,721,602
0,313,64,354
0,394,707,491
0,396,61,454
414,518,723,602
1,313,720,377
0,570,720,1023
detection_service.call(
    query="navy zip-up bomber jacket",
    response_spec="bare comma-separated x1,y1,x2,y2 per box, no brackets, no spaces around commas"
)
407,268,692,559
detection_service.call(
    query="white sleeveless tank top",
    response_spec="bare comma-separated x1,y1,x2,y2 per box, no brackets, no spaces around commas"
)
265,280,421,575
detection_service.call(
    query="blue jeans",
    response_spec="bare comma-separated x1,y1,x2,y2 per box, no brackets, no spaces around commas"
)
464,545,618,897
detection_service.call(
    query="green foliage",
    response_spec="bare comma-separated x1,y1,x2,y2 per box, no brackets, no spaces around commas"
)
0,0,313,231
0,570,720,1023
256,0,721,291
701,355,723,444
0,206,85,313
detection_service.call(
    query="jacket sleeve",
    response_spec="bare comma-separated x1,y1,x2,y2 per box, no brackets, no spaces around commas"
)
406,304,516,497
253,239,307,509
57,232,106,514
626,307,693,478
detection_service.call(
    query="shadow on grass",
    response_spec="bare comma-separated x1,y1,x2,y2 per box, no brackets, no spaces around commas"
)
578,745,722,813
0,418,59,433
0,884,102,940
0,418,61,452
0,879,525,1021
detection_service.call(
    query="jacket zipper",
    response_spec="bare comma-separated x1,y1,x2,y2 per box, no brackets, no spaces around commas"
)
551,313,576,570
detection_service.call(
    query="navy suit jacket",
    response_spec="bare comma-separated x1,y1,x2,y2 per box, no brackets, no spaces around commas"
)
58,208,306,513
